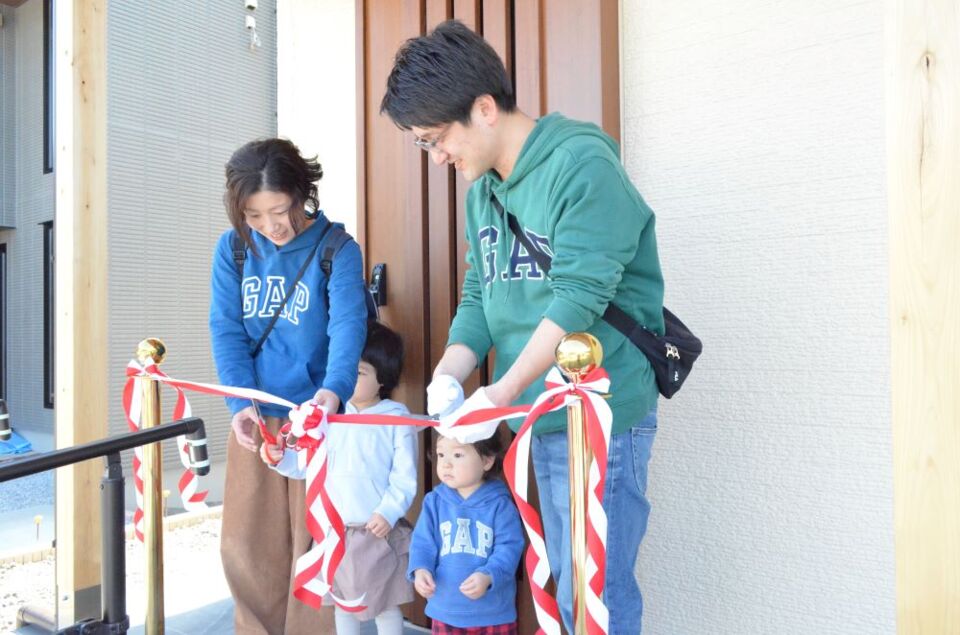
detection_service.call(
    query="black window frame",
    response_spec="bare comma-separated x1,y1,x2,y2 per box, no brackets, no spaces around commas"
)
0,242,6,401
43,0,55,175
43,222,54,408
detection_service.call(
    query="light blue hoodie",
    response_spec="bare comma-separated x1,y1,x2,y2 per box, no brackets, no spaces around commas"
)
209,216,368,418
408,480,523,628
271,398,418,527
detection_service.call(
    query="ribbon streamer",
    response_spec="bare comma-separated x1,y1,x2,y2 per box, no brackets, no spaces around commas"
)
121,361,614,632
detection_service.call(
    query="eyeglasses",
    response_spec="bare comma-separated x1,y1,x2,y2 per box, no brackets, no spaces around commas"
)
413,124,452,152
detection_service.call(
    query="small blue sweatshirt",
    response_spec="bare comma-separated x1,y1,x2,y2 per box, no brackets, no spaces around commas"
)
408,480,523,628
209,216,367,418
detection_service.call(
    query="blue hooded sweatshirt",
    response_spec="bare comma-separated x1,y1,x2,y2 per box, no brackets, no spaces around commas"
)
209,215,367,418
408,480,523,628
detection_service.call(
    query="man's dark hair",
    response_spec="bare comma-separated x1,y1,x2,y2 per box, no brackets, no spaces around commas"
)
362,320,404,399
380,20,516,129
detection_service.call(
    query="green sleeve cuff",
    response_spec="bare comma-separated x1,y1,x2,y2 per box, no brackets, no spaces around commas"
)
543,297,595,333
446,322,492,366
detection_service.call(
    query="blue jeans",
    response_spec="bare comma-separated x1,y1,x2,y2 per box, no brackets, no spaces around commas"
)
531,408,656,634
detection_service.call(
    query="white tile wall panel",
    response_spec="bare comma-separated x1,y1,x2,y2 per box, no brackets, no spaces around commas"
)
622,0,894,632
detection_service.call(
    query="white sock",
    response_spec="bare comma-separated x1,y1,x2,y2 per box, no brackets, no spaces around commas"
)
374,606,404,635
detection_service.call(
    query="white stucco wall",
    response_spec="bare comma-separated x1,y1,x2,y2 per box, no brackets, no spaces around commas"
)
277,0,358,237
621,1,896,633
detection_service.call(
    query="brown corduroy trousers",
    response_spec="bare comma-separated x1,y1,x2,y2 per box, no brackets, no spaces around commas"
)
220,418,335,634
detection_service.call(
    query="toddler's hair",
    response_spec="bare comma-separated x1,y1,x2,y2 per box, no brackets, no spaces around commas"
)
362,321,403,399
430,423,508,479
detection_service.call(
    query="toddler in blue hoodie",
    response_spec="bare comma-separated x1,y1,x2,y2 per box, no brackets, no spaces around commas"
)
408,427,523,634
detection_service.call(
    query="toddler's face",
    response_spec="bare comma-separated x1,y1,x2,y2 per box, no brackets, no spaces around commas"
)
350,361,381,406
435,435,494,497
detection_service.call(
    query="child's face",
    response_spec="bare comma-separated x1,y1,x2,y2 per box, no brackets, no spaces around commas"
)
435,435,495,498
350,361,381,407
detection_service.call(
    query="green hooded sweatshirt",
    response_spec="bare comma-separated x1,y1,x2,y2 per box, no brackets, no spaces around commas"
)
447,113,665,436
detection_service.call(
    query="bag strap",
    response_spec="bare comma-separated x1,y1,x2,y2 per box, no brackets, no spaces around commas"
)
491,196,553,275
230,230,246,275
491,193,656,348
250,221,334,358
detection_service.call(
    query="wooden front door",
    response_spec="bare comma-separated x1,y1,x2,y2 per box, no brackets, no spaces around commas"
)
358,1,620,629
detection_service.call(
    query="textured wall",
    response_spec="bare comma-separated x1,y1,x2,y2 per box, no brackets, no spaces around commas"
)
0,0,56,433
277,0,358,238
621,1,895,633
107,1,277,476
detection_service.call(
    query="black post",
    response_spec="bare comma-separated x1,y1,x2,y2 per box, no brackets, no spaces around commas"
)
100,453,128,632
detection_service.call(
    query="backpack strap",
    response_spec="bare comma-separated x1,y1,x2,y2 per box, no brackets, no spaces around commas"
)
320,225,351,277
230,230,247,276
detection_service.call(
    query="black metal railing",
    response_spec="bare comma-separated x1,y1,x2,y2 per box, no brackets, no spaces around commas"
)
0,417,209,635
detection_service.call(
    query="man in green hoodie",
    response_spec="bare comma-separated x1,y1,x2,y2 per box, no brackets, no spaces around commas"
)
381,20,664,633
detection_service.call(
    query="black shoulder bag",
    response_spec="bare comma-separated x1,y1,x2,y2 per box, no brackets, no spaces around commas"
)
491,196,702,398
233,221,334,358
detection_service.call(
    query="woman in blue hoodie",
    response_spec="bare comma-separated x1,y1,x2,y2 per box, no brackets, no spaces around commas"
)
409,428,524,634
209,138,368,634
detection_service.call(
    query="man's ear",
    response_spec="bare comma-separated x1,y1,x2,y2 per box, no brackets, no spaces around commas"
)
474,94,499,125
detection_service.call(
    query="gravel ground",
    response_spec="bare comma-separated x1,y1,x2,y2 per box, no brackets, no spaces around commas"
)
0,472,54,514
0,516,229,633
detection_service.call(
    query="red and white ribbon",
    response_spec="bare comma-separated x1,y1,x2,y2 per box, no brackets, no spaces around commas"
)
122,361,210,542
503,367,613,635
120,362,614,633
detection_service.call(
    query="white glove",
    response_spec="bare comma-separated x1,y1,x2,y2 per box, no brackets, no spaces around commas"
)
426,374,465,417
436,387,500,444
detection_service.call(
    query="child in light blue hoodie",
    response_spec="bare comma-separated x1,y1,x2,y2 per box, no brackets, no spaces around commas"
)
261,321,417,635
409,428,523,634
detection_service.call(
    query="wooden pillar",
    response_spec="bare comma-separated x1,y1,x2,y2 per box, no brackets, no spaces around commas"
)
53,0,108,625
887,0,960,632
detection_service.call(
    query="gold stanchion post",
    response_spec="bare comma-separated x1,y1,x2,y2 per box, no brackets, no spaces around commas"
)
555,332,604,634
136,338,166,634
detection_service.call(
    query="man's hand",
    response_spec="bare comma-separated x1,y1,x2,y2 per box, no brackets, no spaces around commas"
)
311,388,341,415
365,512,392,539
459,571,492,600
426,374,465,417
231,406,260,452
414,569,436,599
437,387,499,443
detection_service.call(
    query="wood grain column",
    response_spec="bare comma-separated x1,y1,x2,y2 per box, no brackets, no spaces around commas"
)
887,0,960,632
53,0,108,626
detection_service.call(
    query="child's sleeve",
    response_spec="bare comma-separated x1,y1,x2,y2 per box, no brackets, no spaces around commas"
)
373,424,418,526
269,448,307,480
407,494,440,579
474,497,524,588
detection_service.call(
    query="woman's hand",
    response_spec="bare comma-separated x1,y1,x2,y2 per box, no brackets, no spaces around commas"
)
413,569,436,599
259,438,284,466
231,406,260,452
311,388,341,415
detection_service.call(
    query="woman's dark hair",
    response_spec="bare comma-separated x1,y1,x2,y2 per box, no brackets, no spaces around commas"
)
380,20,516,129
223,138,323,254
362,320,404,399
430,423,507,480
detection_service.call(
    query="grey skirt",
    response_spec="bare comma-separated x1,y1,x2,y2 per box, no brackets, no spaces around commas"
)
321,518,414,620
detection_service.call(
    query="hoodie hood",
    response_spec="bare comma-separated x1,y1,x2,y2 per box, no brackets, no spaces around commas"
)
434,479,512,508
248,211,334,256
484,112,619,197
345,398,408,416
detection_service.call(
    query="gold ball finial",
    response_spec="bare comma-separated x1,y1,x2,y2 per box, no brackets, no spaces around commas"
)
555,332,603,382
135,338,167,365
